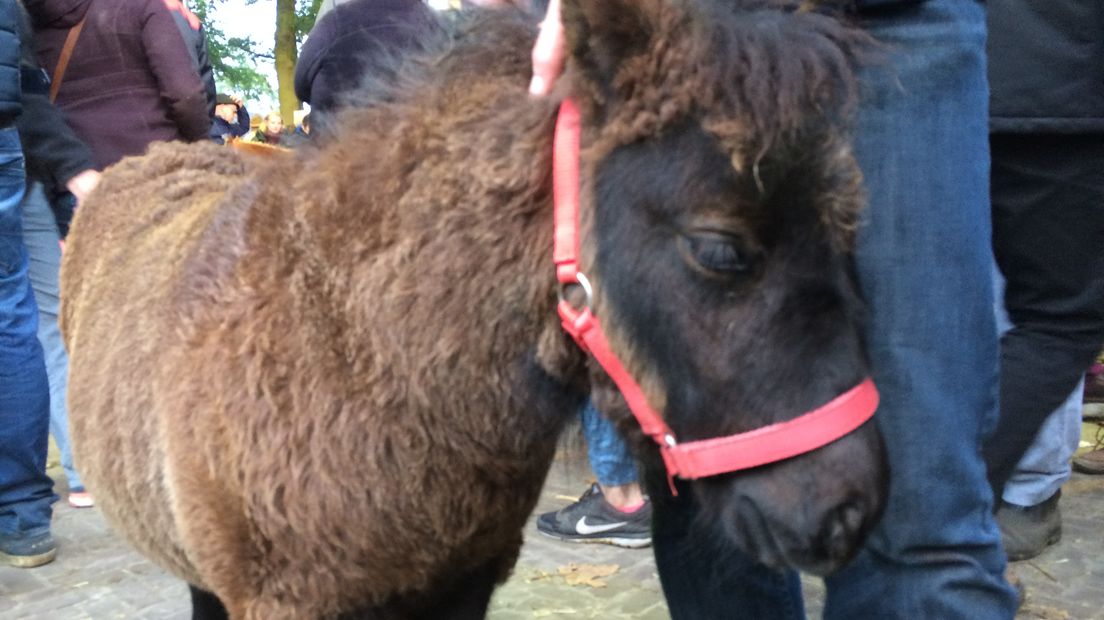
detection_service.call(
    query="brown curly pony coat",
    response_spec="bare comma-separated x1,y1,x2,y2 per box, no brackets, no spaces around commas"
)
60,1,872,618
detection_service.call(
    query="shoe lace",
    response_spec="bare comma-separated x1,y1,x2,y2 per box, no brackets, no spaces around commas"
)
1091,422,1104,452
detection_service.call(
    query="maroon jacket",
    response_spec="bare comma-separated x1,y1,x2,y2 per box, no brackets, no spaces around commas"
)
25,0,210,169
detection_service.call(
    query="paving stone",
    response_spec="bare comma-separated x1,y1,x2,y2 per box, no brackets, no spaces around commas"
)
3,437,1104,619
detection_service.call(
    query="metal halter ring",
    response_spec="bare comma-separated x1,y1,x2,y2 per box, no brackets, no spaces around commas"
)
558,271,594,311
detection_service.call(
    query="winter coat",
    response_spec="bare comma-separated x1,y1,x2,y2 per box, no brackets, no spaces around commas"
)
209,105,251,145
0,0,20,126
13,0,95,235
167,1,216,118
989,0,1104,134
294,0,436,136
13,2,93,190
25,0,210,169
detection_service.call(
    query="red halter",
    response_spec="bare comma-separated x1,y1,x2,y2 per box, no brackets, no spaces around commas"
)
552,98,879,493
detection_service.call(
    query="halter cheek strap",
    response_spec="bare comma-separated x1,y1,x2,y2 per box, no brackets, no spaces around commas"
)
551,98,879,494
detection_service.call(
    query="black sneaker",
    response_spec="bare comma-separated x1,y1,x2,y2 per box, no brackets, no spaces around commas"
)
996,490,1061,562
0,530,57,568
536,483,652,548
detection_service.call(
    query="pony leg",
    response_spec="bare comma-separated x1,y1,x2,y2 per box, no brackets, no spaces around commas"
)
342,559,502,620
190,584,230,620
410,559,501,620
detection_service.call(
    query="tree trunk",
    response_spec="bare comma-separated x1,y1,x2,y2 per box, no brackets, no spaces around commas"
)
275,0,299,123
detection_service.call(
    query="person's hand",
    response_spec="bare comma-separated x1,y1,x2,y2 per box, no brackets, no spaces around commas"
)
529,0,565,96
66,169,101,207
230,94,244,107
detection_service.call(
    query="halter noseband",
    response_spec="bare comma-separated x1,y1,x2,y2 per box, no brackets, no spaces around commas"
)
552,98,879,493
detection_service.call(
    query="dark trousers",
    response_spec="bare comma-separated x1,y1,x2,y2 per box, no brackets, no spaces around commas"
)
984,133,1104,497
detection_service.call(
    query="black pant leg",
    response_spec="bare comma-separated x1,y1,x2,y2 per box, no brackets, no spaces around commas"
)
984,133,1104,497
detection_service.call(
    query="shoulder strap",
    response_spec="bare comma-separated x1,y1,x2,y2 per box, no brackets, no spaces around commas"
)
49,17,88,103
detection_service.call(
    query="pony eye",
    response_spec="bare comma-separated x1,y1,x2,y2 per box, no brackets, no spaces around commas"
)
681,234,755,276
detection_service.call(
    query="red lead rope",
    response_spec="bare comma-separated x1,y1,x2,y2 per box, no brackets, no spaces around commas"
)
552,98,880,493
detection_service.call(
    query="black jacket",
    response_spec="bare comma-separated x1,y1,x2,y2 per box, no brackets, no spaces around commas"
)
13,2,93,190
0,0,20,126
294,0,436,136
209,105,251,144
14,1,94,235
170,8,216,118
989,0,1104,134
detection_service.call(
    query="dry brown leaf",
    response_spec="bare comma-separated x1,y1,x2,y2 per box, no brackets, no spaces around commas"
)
525,569,555,583
557,562,620,588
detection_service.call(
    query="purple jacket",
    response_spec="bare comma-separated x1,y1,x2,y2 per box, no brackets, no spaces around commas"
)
26,0,210,169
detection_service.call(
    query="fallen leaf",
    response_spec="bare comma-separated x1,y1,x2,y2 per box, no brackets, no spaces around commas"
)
558,563,620,588
526,569,554,583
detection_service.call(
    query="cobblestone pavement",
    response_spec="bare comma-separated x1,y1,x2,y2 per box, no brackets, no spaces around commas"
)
2,422,1104,619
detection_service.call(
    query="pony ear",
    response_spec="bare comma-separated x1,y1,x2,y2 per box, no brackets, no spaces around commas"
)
560,0,656,99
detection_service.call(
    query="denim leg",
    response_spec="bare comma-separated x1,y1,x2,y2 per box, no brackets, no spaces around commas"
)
823,2,1018,618
21,184,79,490
995,273,1082,507
0,127,56,539
580,400,638,487
20,182,81,490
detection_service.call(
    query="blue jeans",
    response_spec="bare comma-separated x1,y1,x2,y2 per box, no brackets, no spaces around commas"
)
20,182,82,490
581,400,638,487
0,127,56,540
994,272,1083,508
650,2,1018,618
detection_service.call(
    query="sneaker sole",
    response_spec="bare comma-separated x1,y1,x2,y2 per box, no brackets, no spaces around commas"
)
1,547,57,568
537,529,652,549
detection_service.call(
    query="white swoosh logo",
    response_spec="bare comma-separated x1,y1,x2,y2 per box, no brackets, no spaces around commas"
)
576,517,628,535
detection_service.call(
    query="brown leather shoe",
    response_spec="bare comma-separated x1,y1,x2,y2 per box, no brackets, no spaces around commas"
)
1072,448,1104,475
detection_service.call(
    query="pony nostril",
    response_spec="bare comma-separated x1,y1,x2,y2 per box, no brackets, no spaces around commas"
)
821,501,865,563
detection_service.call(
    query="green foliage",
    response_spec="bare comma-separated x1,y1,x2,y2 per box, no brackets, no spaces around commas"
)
296,0,324,42
191,0,273,101
187,0,321,106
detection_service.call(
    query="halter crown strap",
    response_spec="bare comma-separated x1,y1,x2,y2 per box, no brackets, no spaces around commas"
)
551,98,878,492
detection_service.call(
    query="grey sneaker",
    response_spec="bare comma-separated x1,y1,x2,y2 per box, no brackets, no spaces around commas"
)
996,490,1061,562
536,483,652,548
0,531,57,568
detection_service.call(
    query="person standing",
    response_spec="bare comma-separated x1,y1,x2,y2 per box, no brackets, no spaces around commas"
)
13,0,100,510
165,0,216,117
0,0,57,568
294,0,437,137
24,0,210,170
210,93,250,145
536,401,652,548
984,0,1104,560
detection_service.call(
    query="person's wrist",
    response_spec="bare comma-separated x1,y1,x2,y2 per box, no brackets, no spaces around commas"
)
65,169,102,206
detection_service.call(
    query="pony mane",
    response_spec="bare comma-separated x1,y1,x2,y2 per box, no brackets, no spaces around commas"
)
583,0,873,161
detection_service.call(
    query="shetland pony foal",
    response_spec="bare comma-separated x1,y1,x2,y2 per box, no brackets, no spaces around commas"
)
61,1,885,618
